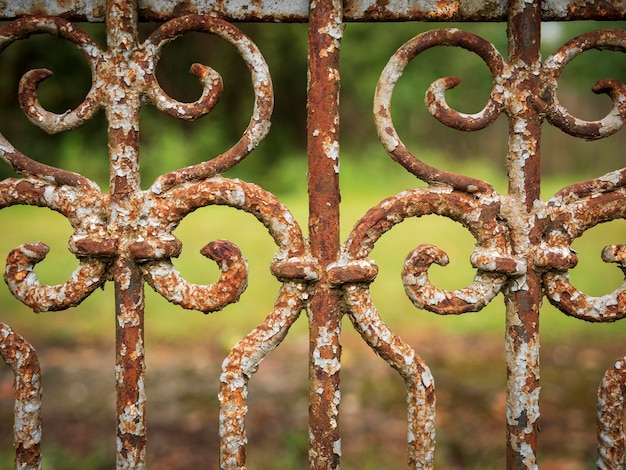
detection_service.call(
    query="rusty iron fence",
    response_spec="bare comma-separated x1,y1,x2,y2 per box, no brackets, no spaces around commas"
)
1,0,626,468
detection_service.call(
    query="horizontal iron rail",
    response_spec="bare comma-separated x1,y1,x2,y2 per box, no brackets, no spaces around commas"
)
1,0,626,22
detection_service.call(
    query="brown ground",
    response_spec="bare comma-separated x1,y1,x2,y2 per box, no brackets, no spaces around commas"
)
1,330,623,469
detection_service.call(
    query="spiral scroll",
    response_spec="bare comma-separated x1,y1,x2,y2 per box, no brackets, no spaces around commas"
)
542,30,626,141
542,187,626,322
371,24,626,323
344,188,516,315
374,29,505,193
147,15,274,189
141,176,308,313
0,14,281,315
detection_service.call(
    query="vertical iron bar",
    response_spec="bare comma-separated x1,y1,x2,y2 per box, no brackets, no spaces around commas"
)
105,0,146,468
504,0,542,468
307,0,343,467
0,323,42,470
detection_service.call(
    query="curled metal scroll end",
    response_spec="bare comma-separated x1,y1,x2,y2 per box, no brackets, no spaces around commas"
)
544,78,626,141
142,239,248,313
146,63,223,121
18,68,99,134
543,271,626,323
602,244,626,270
402,244,504,314
589,78,626,138
426,76,503,132
145,15,274,187
543,243,626,322
374,28,502,192
542,29,626,140
4,242,108,312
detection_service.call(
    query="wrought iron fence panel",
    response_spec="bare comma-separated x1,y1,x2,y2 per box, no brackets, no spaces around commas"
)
1,0,626,469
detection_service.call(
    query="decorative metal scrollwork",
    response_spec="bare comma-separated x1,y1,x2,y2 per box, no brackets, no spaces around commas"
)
0,12,281,313
2,0,626,468
0,6,311,468
346,18,626,467
370,25,626,322
542,30,626,141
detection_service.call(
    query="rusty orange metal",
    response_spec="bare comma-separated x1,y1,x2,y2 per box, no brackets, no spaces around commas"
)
2,0,626,468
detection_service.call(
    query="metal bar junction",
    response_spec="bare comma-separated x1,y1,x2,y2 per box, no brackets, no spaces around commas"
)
1,0,626,468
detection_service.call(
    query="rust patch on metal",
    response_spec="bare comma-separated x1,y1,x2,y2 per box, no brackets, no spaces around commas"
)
306,0,344,467
4,0,626,22
597,355,626,467
0,1,284,467
0,322,42,470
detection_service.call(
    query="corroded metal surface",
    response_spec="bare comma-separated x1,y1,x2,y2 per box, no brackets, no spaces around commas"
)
2,0,626,468
370,0,626,466
0,0,277,467
597,356,626,468
344,284,436,467
0,322,42,470
219,282,308,467
3,0,626,22
306,0,343,468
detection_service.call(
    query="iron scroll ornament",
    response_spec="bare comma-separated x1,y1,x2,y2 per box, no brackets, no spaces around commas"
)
0,14,284,313
337,26,626,467
0,12,313,468
368,27,626,318
2,9,626,470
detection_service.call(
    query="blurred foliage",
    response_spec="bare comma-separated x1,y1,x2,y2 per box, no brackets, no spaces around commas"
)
0,20,625,191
